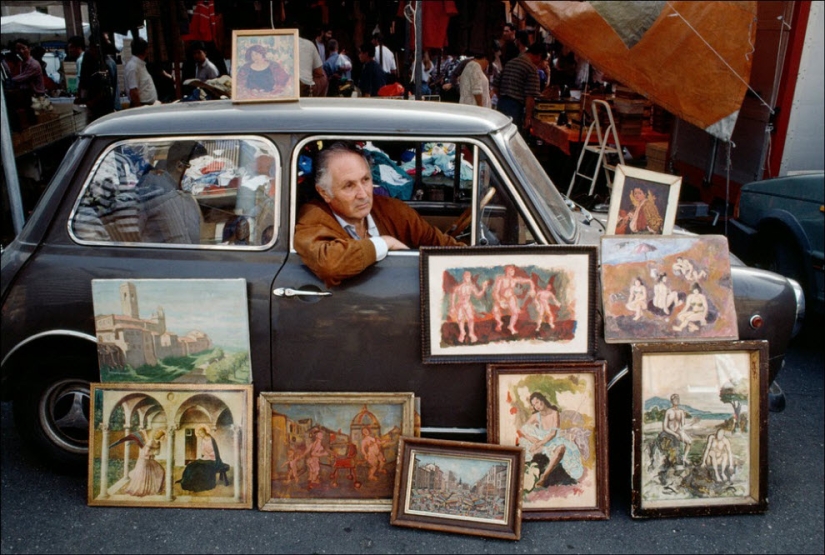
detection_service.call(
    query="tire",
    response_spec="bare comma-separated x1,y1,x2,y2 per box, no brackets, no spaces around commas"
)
13,368,92,473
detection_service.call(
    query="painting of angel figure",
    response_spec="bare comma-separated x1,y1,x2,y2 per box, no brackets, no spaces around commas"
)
600,235,738,343
88,383,253,509
92,279,252,383
632,342,768,517
605,165,681,235
258,392,415,511
487,362,609,520
420,246,597,363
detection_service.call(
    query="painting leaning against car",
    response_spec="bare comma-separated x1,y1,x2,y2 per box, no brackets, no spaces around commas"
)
92,279,252,383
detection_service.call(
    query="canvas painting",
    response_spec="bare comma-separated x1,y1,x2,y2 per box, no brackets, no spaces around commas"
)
258,392,415,511
487,362,609,520
600,235,738,343
92,279,251,383
231,29,299,102
632,341,768,517
391,437,523,540
420,246,597,363
88,383,254,509
605,165,681,235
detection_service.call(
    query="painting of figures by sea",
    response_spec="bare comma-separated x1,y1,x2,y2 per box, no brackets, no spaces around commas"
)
600,236,738,343
92,279,251,383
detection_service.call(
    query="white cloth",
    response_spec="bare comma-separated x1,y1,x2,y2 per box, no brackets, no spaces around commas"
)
299,37,323,86
374,44,396,74
195,58,219,81
124,55,157,104
459,60,491,108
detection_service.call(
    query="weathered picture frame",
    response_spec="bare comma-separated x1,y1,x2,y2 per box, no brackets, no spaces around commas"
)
605,165,682,235
420,246,597,364
258,392,415,511
88,383,253,509
631,341,769,518
487,361,609,520
391,437,524,540
231,29,299,103
601,235,739,343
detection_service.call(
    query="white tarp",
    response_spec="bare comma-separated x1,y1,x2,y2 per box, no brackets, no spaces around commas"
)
1,10,88,37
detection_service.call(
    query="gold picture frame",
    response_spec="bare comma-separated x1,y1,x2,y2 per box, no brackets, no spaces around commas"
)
231,29,299,103
257,392,415,511
605,165,682,235
631,341,769,518
487,361,610,520
391,437,524,540
88,383,253,509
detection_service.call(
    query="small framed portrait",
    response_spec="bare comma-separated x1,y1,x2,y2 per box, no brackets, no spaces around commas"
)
600,235,738,343
391,437,524,541
231,29,299,102
88,383,254,509
420,246,597,364
257,392,415,511
487,361,610,520
605,165,682,236
631,341,769,518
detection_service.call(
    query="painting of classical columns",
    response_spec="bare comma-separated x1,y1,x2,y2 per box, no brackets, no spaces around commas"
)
88,383,253,509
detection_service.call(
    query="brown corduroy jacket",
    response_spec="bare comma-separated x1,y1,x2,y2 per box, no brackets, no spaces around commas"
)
294,195,464,287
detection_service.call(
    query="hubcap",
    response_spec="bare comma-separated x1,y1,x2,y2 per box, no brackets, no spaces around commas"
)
38,379,91,454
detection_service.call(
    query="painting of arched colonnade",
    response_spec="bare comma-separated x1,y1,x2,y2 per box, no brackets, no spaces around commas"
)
88,383,253,509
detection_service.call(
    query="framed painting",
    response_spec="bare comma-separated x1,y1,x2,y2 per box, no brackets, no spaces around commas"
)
391,437,523,541
231,29,299,102
605,165,681,235
420,246,597,364
600,235,739,343
258,392,415,511
487,362,609,520
91,279,252,383
631,341,768,518
88,383,253,509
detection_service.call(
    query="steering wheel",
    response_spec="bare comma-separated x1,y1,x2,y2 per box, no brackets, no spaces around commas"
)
447,187,497,238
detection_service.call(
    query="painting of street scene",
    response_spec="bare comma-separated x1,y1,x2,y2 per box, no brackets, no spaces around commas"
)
406,451,513,524
489,363,608,519
601,236,738,343
260,393,415,511
421,247,595,361
92,279,251,383
88,383,253,509
635,346,765,513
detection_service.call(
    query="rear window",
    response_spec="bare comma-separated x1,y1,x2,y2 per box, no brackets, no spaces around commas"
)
70,137,280,248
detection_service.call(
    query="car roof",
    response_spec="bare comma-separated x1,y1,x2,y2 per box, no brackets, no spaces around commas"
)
83,98,514,138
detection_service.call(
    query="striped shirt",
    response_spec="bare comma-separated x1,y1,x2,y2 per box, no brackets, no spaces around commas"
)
496,54,540,103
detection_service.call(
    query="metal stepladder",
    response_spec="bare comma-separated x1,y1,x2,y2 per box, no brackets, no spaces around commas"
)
566,99,625,198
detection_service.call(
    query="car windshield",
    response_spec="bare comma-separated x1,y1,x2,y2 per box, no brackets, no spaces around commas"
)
503,129,577,243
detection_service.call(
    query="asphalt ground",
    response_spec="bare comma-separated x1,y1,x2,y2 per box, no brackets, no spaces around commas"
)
1,319,823,554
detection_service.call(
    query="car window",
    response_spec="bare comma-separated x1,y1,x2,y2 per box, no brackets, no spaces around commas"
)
292,137,537,247
70,137,279,247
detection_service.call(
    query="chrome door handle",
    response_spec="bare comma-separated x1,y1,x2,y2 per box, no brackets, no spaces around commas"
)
273,287,332,298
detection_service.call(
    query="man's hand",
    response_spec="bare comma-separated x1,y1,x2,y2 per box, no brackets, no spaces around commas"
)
382,236,409,250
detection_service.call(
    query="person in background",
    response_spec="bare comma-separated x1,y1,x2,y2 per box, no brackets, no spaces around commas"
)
314,26,332,60
323,39,352,96
123,37,158,107
191,41,219,81
299,32,326,97
10,38,46,98
371,32,397,83
494,41,546,134
77,38,117,121
458,51,490,108
500,22,519,67
357,43,384,97
29,45,58,93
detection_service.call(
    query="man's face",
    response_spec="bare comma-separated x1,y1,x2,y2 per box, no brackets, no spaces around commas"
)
193,49,206,63
16,43,31,60
317,152,374,225
502,26,515,42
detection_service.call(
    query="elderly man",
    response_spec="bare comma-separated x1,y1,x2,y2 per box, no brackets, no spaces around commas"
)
295,142,463,286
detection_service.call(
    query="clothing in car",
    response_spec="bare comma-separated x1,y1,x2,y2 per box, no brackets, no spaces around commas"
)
295,195,463,286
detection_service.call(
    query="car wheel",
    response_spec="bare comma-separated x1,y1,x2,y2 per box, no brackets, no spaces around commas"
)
13,371,92,472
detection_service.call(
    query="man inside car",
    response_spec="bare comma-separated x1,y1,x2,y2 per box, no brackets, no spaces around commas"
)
295,141,463,286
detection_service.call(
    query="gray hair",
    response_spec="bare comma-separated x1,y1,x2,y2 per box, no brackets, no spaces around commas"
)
315,142,371,197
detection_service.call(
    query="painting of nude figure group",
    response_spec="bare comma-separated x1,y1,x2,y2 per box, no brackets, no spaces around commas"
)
600,236,738,344
420,247,596,363
631,342,768,517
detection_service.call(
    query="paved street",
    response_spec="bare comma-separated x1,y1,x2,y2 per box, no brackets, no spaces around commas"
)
1,321,822,554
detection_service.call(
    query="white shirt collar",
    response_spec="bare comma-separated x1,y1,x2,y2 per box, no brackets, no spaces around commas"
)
332,212,379,239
